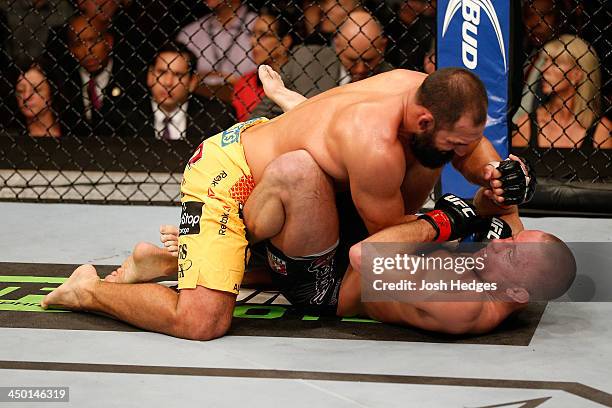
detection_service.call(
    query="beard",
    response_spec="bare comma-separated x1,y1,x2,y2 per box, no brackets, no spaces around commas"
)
410,131,455,169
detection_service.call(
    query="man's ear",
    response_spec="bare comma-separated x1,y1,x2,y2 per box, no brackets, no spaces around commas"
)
105,32,114,50
405,106,434,134
146,67,154,89
377,36,388,53
282,35,293,51
188,74,198,93
505,287,530,304
412,106,434,134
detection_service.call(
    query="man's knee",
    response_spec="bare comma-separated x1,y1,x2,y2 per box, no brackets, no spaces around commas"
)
177,315,231,341
174,287,234,341
264,150,328,190
173,305,232,341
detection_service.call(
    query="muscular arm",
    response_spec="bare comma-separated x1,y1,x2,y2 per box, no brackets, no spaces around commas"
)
363,298,502,335
453,136,523,208
452,137,501,186
344,133,406,234
473,187,524,234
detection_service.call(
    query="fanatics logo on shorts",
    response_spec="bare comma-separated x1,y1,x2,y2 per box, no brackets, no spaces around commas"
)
179,202,203,236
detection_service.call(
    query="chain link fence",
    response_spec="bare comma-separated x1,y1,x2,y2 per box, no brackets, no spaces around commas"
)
0,0,610,209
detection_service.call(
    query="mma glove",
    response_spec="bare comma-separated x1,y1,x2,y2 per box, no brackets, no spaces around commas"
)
419,194,478,242
461,216,512,243
489,156,536,205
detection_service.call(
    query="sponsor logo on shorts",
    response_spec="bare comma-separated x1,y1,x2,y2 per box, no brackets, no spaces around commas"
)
267,252,287,275
178,259,192,278
187,142,204,168
178,244,188,260
221,127,241,147
179,202,203,236
210,170,228,187
218,205,231,235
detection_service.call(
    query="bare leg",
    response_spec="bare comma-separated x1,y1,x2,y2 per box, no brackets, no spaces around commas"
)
43,265,234,340
258,65,307,113
244,150,338,257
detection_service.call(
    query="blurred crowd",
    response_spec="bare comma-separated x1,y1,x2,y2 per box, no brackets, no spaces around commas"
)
0,0,609,152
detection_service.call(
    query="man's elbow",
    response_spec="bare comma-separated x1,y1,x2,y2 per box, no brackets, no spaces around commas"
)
349,243,362,273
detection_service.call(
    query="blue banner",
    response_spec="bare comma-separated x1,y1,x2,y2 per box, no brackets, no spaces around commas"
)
437,0,510,198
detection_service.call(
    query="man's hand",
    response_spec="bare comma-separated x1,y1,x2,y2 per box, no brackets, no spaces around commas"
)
461,216,513,243
419,194,479,242
483,155,536,206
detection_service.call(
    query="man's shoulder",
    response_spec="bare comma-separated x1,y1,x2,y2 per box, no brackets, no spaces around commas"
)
189,94,231,113
189,95,235,124
179,15,211,36
290,44,337,62
375,60,395,74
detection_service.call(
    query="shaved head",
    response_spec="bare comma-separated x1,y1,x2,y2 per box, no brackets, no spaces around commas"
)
334,10,387,82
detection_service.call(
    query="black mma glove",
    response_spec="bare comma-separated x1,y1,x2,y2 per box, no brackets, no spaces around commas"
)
489,156,536,205
461,216,512,243
419,194,478,242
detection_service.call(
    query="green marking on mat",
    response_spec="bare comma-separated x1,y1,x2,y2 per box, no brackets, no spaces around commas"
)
341,317,381,323
301,315,319,321
0,287,20,297
233,305,286,319
0,276,67,284
40,287,59,292
0,296,68,313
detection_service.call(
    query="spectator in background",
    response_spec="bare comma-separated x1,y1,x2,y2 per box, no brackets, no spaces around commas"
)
513,35,611,150
44,0,120,72
51,15,135,136
303,0,360,45
382,0,435,72
252,10,392,118
43,0,166,99
177,0,257,90
0,0,73,67
513,0,564,123
15,61,61,137
232,6,297,121
122,42,233,143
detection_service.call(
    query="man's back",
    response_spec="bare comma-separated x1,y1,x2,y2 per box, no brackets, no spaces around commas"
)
243,69,426,185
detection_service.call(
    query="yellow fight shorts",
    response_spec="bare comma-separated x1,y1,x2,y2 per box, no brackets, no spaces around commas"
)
178,117,268,294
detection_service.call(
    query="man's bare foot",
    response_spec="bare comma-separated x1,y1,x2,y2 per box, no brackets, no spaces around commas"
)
160,224,179,257
41,264,99,310
104,242,177,284
259,65,286,99
104,255,138,283
258,64,307,113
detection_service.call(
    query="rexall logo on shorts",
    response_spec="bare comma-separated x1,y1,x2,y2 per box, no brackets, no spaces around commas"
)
441,0,507,71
